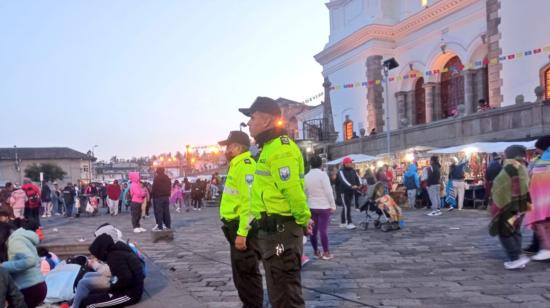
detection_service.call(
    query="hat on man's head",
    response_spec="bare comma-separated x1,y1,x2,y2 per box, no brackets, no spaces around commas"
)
535,135,550,152
504,145,527,159
218,131,251,148
342,157,353,165
239,97,281,117
491,152,501,160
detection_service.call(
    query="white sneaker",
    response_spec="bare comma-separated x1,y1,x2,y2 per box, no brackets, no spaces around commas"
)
433,210,442,216
504,255,530,270
133,228,142,233
531,249,550,261
139,227,147,232
41,215,47,218
346,223,357,230
152,225,160,231
339,223,347,228
176,208,181,213
427,211,436,216
447,207,454,212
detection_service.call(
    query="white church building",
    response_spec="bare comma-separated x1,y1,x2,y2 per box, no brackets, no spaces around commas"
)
315,0,550,142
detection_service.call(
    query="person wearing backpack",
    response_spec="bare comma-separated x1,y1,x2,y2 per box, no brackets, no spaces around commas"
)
22,179,41,226
40,183,53,218
81,233,144,307
403,163,420,209
449,156,469,211
423,156,442,216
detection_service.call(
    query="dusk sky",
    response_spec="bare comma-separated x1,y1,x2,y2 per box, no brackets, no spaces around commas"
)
0,1,328,160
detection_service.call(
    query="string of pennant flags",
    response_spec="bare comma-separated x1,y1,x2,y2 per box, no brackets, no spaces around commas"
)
300,44,550,104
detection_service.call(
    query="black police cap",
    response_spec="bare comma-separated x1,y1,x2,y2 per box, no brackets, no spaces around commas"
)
218,131,251,148
239,96,281,117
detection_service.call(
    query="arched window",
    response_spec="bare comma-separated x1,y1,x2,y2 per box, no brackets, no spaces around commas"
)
415,77,426,124
546,67,550,99
440,56,464,118
343,116,353,140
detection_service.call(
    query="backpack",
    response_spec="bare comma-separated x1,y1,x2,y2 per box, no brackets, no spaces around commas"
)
127,241,147,277
404,175,417,190
26,192,41,208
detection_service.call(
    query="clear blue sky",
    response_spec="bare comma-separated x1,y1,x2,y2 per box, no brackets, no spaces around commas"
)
0,0,328,160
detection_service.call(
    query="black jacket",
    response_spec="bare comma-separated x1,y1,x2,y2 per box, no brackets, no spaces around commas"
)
427,164,441,186
62,185,76,204
151,173,171,198
486,160,502,182
89,234,144,298
338,167,361,194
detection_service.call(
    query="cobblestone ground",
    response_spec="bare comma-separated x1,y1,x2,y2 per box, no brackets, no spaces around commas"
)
41,204,550,308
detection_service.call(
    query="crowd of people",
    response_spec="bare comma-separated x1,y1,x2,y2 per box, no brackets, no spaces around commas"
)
0,170,223,236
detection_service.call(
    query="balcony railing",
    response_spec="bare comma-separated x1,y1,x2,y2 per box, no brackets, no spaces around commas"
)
303,118,333,142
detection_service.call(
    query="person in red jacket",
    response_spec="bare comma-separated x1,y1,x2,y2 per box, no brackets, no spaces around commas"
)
106,180,122,216
22,179,41,226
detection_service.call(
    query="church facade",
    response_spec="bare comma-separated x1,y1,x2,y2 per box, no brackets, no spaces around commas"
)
315,0,550,142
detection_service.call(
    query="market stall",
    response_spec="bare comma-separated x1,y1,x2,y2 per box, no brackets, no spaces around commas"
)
426,140,537,208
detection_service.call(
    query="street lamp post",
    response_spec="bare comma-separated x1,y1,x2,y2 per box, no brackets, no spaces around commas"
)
90,145,98,182
382,58,399,159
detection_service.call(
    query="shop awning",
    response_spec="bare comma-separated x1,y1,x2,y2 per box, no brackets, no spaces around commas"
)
427,141,537,154
327,154,377,165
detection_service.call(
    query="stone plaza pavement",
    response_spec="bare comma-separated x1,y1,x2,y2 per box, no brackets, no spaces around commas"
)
40,205,550,308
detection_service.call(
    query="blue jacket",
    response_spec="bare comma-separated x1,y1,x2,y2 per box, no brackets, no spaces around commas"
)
403,164,420,190
2,228,44,289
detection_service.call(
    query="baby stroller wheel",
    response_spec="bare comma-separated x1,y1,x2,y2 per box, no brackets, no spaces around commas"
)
359,222,368,230
380,224,390,232
391,222,400,230
374,220,381,229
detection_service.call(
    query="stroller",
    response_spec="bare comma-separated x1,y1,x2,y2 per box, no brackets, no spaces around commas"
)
359,182,403,232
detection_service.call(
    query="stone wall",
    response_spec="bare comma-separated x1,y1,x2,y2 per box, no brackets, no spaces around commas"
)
366,55,384,133
486,0,502,107
328,102,550,159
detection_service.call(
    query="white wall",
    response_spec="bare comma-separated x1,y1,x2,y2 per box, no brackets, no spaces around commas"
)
500,0,550,104
323,0,485,138
327,60,369,141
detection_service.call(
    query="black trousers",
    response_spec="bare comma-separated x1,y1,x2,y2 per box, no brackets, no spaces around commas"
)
257,221,305,308
80,290,140,308
24,207,40,226
153,197,171,229
222,221,263,308
340,192,353,224
130,202,142,228
497,215,524,261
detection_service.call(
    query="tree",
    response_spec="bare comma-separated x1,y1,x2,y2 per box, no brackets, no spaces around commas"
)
110,156,118,163
24,163,67,182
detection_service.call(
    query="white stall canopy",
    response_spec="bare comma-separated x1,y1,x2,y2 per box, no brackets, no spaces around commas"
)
327,154,377,165
428,141,537,154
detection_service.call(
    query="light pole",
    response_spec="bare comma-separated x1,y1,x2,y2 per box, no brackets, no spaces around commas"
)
382,58,399,158
90,145,98,182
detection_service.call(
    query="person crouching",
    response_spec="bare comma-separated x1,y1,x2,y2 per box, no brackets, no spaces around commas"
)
80,233,144,307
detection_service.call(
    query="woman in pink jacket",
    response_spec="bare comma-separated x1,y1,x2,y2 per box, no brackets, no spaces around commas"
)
9,187,26,218
128,172,147,233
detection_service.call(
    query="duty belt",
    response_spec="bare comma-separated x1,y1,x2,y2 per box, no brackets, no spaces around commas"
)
256,212,295,233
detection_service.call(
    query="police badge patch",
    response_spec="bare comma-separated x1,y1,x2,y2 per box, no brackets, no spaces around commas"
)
245,174,254,185
279,167,290,181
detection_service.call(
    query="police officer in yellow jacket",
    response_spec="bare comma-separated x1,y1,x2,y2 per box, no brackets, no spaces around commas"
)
240,97,312,308
218,130,263,308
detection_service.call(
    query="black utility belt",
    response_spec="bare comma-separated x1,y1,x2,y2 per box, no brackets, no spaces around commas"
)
256,212,295,233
